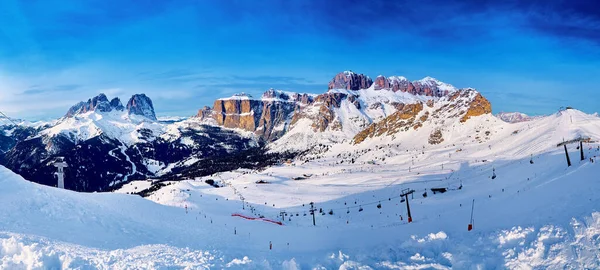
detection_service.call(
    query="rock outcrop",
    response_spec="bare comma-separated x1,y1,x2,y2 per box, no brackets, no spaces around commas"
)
328,71,373,90
310,92,349,132
127,94,157,121
459,92,492,122
353,102,424,144
65,94,123,117
207,90,316,141
196,106,213,121
372,76,456,97
212,94,263,131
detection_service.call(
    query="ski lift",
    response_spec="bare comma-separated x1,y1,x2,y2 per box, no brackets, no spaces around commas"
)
303,213,307,216
423,191,428,198
529,154,534,164
377,202,382,209
400,197,406,203
359,206,364,212
347,208,350,214
491,168,497,180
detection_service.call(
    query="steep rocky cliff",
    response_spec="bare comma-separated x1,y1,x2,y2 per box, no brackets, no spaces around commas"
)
372,75,456,97
328,71,373,90
199,90,316,142
65,93,157,121
127,94,157,121
65,94,123,117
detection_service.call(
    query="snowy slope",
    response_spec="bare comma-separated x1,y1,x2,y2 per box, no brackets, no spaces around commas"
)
41,111,164,146
268,87,483,153
1,107,600,268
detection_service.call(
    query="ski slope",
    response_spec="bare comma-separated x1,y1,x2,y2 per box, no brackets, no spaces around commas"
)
1,109,600,269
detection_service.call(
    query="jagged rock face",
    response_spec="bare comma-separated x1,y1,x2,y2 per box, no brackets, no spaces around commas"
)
373,76,410,92
373,76,454,97
291,93,314,104
205,90,317,142
127,94,157,121
311,92,349,132
328,71,373,90
65,93,155,120
256,102,295,141
353,102,424,144
459,93,492,122
110,98,124,111
65,94,123,117
373,76,391,90
212,98,263,131
196,106,213,121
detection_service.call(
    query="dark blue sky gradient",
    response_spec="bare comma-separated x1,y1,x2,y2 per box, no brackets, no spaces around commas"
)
0,0,599,119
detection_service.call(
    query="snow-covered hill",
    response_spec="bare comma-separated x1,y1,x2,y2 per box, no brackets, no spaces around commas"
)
1,107,599,268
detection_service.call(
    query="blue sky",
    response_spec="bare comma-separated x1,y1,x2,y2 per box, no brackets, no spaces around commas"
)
1,0,599,120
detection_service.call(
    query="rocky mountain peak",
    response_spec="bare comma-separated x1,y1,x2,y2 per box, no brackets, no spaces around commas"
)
126,94,157,121
371,75,457,97
328,71,373,90
110,98,124,111
261,89,290,100
413,77,457,97
65,93,125,118
496,112,537,123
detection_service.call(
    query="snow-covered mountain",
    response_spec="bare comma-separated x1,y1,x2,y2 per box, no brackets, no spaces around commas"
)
65,93,156,120
195,71,487,149
0,94,270,192
1,106,599,268
2,71,597,198
496,112,542,123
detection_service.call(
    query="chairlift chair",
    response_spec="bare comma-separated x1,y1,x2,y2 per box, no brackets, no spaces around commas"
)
530,154,534,164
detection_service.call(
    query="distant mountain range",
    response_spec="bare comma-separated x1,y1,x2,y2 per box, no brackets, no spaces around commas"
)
5,70,587,192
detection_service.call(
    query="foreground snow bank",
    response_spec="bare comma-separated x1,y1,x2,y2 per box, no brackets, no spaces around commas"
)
2,213,599,269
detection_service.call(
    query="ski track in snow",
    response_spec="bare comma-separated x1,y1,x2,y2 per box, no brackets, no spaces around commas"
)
118,142,136,183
